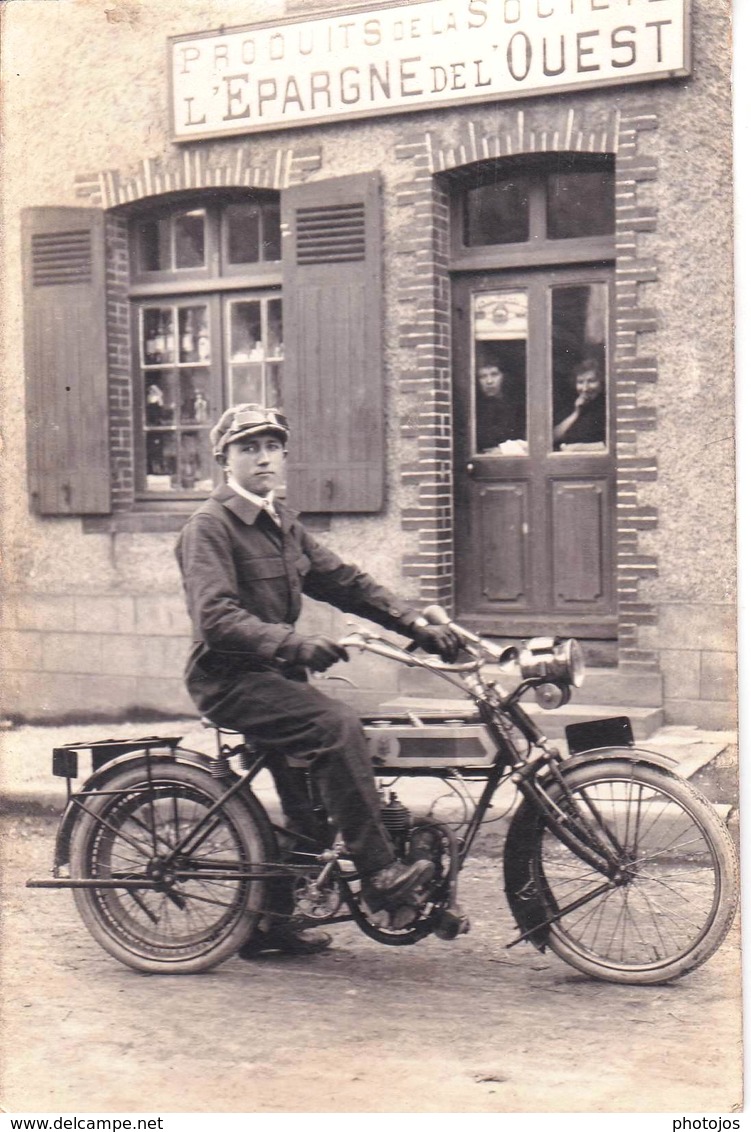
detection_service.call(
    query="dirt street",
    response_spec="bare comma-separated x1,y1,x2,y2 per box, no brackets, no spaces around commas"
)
0,811,742,1115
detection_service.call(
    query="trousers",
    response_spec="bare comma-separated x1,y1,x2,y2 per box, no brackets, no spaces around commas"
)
187,666,395,876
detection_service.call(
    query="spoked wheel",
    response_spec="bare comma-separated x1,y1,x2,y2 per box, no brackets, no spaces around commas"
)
351,819,455,946
69,761,275,974
529,759,739,984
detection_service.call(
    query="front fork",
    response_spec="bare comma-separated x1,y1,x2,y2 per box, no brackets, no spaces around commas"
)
510,743,624,880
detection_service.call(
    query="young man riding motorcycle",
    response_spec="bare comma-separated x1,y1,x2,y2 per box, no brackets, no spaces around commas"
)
175,404,461,958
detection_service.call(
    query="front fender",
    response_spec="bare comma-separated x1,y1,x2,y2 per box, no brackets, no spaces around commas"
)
53,745,247,870
503,745,679,952
560,745,678,776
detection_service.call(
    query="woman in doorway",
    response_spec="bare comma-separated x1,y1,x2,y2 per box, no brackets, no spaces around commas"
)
553,357,606,450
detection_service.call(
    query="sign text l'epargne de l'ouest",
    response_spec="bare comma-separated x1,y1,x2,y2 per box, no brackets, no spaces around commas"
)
169,0,689,141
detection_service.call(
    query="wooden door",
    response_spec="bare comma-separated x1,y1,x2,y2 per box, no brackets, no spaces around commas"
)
453,267,616,640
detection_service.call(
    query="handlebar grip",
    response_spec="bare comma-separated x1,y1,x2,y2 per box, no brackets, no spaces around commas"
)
421,605,514,664
421,604,451,626
422,604,481,645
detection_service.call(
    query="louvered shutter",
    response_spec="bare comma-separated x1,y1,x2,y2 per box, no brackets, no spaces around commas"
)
22,207,110,514
281,173,383,512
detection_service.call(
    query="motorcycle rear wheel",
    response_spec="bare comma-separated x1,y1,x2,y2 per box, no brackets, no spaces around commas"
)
529,759,738,984
69,761,274,974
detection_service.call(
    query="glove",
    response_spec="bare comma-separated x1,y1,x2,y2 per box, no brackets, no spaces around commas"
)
295,636,349,673
410,622,462,664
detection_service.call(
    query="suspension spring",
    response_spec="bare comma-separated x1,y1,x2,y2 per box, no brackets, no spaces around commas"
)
209,756,232,779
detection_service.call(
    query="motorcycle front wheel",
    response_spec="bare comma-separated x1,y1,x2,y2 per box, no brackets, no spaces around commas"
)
529,759,739,985
69,761,274,974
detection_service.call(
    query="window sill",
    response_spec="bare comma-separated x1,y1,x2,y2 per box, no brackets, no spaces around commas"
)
82,510,332,534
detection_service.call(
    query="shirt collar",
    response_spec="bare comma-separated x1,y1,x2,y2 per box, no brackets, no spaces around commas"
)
226,476,276,511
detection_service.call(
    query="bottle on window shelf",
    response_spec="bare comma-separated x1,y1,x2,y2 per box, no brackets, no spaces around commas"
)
144,315,160,364
181,309,195,360
193,390,209,423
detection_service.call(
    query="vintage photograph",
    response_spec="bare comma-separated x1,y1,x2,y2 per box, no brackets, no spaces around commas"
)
0,0,741,1117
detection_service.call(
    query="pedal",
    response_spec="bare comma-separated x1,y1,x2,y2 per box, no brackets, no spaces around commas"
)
434,905,470,940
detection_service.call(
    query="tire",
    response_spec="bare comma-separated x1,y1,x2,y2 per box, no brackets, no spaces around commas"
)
527,759,739,985
69,761,275,974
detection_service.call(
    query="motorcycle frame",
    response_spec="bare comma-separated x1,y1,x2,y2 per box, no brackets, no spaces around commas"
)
37,633,647,897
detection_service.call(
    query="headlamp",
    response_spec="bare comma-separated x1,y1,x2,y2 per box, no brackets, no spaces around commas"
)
517,637,585,689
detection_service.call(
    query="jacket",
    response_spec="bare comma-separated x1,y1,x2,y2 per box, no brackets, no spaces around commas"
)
175,484,419,680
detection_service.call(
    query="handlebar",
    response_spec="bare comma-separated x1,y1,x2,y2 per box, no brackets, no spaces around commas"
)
338,630,482,673
336,607,585,696
338,604,518,676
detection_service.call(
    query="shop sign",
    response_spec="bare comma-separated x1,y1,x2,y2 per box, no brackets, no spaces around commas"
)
170,0,690,141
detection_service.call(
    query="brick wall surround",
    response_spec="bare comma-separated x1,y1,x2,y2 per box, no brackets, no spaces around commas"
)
74,144,323,208
394,106,660,667
76,143,323,511
106,213,135,510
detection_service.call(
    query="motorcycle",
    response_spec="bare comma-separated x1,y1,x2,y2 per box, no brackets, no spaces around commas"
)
27,606,739,985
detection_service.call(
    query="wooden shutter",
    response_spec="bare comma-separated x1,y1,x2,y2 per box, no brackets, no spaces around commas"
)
281,172,383,512
22,207,110,514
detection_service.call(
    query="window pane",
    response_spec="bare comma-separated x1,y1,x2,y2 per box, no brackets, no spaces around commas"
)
178,430,214,492
262,202,282,261
472,291,528,455
267,298,283,357
227,296,284,408
179,368,212,424
144,371,177,426
178,305,210,364
547,171,614,239
465,179,530,246
229,300,262,360
551,284,608,452
266,362,283,408
142,307,176,366
226,204,261,264
230,363,265,405
145,432,178,490
136,217,170,272
174,210,206,268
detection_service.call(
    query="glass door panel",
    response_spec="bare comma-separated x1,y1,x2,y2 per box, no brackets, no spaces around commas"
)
550,283,608,452
471,290,528,455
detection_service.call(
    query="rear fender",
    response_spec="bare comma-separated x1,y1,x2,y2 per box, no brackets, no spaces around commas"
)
54,746,261,869
503,746,678,951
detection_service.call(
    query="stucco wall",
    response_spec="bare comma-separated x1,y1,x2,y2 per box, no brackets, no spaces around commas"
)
0,0,735,725
623,0,735,724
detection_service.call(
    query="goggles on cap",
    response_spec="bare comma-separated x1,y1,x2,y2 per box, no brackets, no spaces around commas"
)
230,407,289,432
212,405,289,458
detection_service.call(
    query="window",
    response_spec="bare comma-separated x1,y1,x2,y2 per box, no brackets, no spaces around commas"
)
452,154,615,268
128,193,283,499
22,172,385,517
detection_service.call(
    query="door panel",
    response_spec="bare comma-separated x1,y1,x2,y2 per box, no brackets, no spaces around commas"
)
477,482,529,605
453,267,615,637
550,479,608,607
